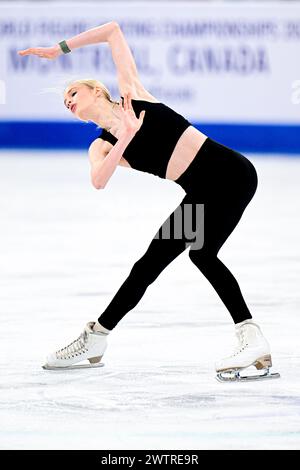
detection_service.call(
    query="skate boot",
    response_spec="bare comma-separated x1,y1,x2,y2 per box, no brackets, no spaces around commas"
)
42,321,109,370
215,319,280,382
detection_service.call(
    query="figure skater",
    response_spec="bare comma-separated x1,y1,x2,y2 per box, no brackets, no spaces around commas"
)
18,21,280,381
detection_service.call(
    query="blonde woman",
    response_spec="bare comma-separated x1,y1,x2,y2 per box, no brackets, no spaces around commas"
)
18,22,279,381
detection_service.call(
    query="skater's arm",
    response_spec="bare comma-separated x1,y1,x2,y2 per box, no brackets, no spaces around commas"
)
18,22,144,92
90,93,146,189
61,21,142,91
18,21,117,59
89,131,135,190
57,21,119,52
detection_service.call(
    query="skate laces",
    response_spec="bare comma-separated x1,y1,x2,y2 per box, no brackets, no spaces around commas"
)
56,329,89,360
231,328,249,357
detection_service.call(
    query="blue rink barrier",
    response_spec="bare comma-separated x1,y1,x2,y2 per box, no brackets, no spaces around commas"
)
0,121,299,154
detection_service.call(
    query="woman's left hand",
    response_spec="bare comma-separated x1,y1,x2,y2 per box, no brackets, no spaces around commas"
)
17,45,63,59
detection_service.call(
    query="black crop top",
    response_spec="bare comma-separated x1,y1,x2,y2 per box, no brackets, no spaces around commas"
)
97,97,192,179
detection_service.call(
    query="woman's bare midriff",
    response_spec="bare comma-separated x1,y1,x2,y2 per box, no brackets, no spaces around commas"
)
165,126,208,181
118,125,208,181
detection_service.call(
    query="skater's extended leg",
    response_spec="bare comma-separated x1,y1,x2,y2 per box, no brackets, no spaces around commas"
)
188,197,254,324
98,195,194,330
43,196,194,370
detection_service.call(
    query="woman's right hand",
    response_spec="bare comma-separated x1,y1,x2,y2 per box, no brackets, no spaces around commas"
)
116,92,146,139
17,44,63,60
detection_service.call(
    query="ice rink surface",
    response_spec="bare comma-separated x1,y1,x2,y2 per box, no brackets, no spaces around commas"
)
0,150,299,450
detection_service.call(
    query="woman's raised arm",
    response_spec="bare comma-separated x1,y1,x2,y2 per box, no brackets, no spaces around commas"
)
18,21,143,92
18,21,118,58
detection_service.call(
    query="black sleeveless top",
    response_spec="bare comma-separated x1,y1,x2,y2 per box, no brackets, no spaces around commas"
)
97,97,192,179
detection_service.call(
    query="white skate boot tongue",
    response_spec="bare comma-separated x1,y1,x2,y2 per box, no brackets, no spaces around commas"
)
235,319,255,329
92,321,110,335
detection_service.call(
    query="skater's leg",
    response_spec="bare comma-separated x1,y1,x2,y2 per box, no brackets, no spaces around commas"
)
188,189,257,324
97,195,193,330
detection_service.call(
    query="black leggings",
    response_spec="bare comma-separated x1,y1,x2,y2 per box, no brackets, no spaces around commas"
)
98,137,258,330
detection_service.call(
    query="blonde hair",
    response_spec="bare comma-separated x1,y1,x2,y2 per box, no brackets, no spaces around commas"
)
63,78,119,127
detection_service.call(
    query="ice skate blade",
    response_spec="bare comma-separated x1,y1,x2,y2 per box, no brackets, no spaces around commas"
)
216,369,280,383
42,362,105,371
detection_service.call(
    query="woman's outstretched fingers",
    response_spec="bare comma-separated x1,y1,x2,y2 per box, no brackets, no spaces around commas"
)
18,49,30,56
18,48,37,56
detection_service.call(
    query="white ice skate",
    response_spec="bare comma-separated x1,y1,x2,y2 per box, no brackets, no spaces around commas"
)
42,321,109,370
215,319,280,382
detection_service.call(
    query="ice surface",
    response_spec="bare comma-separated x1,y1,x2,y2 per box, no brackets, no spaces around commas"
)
0,150,299,449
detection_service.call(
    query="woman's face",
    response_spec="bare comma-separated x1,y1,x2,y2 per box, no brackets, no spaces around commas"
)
63,83,98,121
